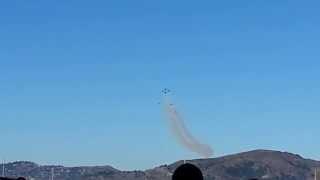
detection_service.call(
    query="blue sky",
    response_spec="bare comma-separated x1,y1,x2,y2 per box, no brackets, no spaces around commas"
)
1,0,320,170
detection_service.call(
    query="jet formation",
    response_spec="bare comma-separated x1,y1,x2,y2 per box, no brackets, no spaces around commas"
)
161,88,171,95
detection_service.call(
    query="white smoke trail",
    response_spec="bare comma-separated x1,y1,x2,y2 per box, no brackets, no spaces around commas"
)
163,96,213,158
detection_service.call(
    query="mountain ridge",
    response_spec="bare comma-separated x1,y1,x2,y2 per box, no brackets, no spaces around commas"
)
2,150,319,180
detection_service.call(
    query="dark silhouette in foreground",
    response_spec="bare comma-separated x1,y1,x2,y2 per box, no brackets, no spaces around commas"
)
0,177,26,180
172,163,203,180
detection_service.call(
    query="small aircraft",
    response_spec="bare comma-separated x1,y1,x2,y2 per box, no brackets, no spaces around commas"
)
161,88,171,94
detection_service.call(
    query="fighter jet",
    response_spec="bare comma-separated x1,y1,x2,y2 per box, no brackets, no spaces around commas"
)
161,88,171,94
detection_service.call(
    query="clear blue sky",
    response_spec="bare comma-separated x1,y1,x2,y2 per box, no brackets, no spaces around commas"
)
1,0,320,170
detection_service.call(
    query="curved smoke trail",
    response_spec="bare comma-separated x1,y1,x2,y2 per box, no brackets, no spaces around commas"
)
163,96,213,158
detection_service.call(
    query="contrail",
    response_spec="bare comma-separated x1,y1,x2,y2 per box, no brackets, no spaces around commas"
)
163,96,213,158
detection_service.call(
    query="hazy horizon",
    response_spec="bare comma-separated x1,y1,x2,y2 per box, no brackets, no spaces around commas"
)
1,149,310,171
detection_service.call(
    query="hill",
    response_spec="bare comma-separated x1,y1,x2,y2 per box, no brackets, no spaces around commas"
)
2,150,320,180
